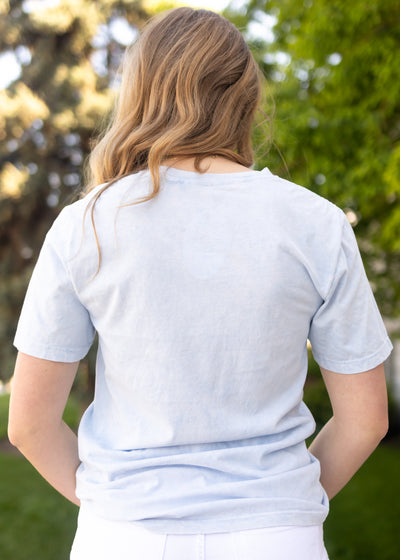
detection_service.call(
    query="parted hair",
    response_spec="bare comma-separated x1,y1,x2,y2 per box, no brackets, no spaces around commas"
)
79,6,266,278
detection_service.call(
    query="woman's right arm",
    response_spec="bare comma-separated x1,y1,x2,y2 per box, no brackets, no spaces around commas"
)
308,362,389,500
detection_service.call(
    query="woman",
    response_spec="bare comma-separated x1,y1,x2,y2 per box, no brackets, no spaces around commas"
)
8,7,392,560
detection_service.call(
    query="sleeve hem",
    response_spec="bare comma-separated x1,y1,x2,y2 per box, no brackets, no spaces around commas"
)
13,337,91,363
312,336,393,374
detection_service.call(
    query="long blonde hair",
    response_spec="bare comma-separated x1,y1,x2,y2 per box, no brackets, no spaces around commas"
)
80,7,268,278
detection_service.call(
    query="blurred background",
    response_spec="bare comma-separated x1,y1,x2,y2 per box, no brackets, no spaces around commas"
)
0,0,399,558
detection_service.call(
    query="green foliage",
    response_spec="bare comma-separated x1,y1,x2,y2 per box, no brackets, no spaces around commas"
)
304,350,332,438
62,393,82,432
0,394,10,439
304,378,333,434
231,0,400,316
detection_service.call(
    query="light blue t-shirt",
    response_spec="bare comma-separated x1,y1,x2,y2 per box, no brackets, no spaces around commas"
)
13,165,392,534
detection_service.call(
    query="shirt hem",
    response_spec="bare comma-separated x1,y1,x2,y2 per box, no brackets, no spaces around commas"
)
79,501,329,535
13,336,90,362
312,335,393,374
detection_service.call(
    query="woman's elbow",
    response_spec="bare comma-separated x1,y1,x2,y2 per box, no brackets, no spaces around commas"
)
7,422,22,448
375,413,389,441
7,418,27,448
352,410,389,444
7,415,43,449
333,405,389,445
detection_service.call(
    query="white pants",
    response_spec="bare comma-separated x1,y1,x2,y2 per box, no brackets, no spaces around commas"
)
70,506,330,560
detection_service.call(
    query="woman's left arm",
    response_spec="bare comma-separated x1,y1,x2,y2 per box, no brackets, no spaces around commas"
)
8,351,81,506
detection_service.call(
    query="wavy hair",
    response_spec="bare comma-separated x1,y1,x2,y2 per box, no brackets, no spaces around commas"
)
79,6,269,279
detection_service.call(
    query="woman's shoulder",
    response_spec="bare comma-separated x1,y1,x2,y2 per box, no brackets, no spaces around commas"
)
56,172,147,223
42,174,140,253
262,168,338,208
262,169,346,232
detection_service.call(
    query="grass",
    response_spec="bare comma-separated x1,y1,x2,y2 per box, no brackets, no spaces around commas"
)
0,452,78,560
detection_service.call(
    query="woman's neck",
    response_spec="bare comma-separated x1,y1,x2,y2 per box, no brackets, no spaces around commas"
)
161,156,251,174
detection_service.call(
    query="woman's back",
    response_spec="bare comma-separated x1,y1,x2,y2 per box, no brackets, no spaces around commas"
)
13,164,391,532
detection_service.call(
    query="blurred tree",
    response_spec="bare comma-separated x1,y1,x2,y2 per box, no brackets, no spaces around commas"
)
3,0,399,387
0,0,156,385
224,0,400,317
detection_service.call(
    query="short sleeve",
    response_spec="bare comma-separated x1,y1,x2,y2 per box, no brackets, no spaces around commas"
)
13,210,96,362
308,214,393,373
